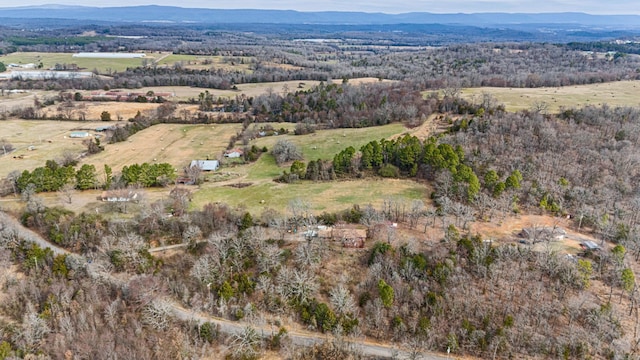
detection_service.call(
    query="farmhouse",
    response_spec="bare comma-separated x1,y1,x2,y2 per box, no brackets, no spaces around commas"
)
69,131,90,138
332,227,367,248
190,160,219,171
224,148,244,158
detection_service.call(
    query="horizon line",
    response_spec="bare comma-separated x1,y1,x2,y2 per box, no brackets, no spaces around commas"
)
0,4,639,17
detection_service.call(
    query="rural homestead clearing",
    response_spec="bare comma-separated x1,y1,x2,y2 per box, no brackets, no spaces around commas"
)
81,123,243,174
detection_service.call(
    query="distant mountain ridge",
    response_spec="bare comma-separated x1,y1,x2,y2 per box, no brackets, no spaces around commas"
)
0,5,639,28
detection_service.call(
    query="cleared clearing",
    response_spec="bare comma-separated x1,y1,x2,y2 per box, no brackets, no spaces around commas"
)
192,178,429,215
156,54,254,72
0,52,159,73
460,80,640,112
0,120,108,178
248,122,408,173
81,123,243,174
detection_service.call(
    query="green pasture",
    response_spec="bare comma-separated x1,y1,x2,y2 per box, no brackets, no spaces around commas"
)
249,122,407,169
192,178,429,215
192,121,428,214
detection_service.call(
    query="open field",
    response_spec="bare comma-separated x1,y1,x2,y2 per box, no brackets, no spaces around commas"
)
0,52,160,73
90,77,388,102
248,122,407,171
39,101,202,121
460,80,640,112
192,178,429,215
1,116,428,216
0,120,108,178
81,123,243,174
41,101,163,121
156,54,254,72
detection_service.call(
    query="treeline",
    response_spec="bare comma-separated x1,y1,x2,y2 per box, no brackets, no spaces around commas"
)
3,42,640,92
15,161,93,193
281,134,507,205
5,35,108,47
13,160,176,194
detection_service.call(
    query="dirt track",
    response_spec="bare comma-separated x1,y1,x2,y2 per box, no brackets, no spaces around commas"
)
0,210,451,359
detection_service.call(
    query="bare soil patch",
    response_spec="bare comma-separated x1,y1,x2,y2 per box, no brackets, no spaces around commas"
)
225,182,252,188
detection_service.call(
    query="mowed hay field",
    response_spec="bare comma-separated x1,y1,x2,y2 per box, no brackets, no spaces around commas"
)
81,123,243,174
155,54,254,72
0,120,107,178
193,178,429,215
41,102,164,121
460,80,640,112
107,78,389,102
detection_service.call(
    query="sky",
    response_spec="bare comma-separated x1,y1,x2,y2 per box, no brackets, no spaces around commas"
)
3,0,639,15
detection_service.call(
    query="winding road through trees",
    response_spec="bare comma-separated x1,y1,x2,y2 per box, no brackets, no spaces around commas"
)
0,210,450,359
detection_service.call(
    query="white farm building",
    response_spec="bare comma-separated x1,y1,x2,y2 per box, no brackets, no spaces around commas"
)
0,71,94,80
69,131,90,138
190,160,219,171
73,52,146,59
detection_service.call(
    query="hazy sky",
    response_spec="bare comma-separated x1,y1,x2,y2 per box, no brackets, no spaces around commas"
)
5,0,640,14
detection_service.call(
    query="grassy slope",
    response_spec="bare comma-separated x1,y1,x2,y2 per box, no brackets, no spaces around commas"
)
192,122,426,214
459,80,640,112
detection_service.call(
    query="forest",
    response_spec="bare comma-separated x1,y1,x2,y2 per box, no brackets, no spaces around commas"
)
1,17,640,360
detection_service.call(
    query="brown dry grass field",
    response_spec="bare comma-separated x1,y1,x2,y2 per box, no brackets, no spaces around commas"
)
82,123,243,174
0,119,108,178
0,78,391,122
101,77,389,102
460,80,640,112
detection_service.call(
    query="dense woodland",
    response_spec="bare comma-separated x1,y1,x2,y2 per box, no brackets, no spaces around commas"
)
3,21,640,360
2,27,640,92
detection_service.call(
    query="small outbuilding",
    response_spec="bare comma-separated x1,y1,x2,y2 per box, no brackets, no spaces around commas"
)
580,241,601,251
190,160,219,171
69,131,90,138
224,149,244,158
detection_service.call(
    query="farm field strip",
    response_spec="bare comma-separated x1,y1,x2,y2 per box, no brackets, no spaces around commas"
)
459,80,640,112
81,123,243,174
0,120,110,178
0,51,158,73
192,178,429,215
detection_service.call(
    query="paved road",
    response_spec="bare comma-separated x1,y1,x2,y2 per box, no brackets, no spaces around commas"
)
0,210,450,359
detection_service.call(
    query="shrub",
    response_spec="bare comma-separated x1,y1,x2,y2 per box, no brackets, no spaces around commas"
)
378,163,400,178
